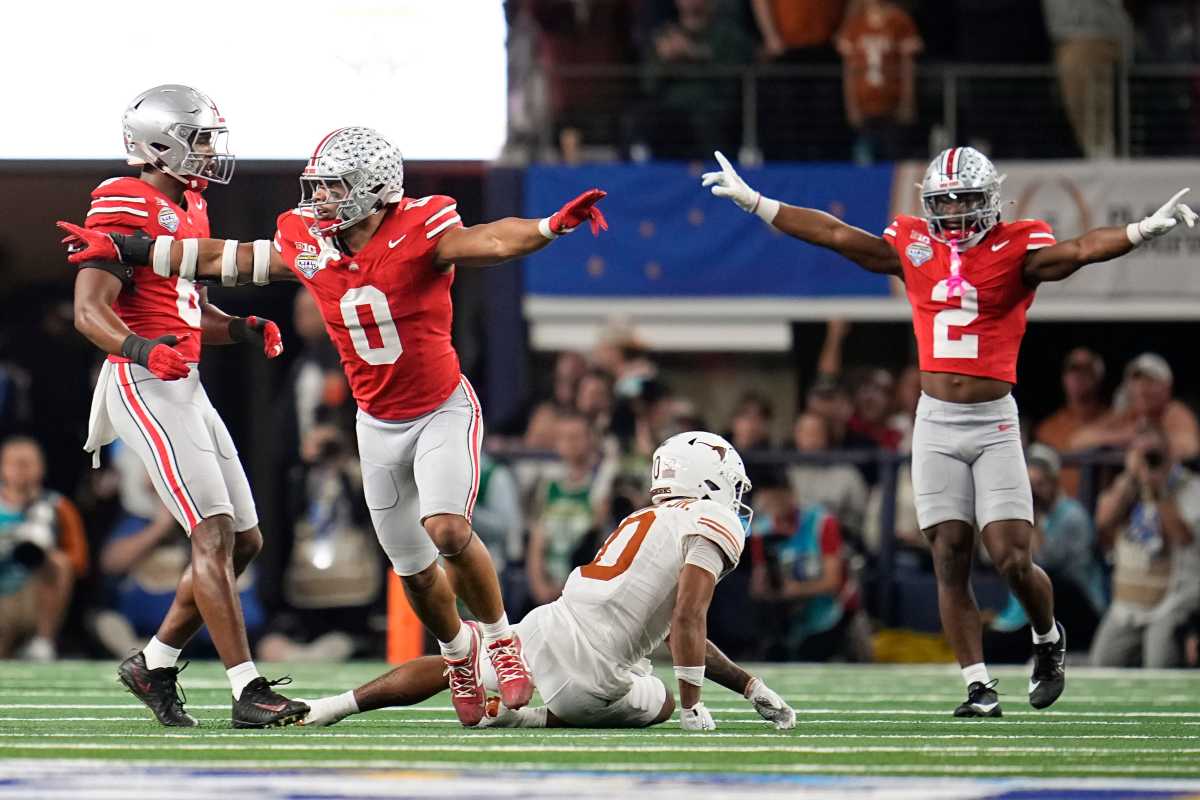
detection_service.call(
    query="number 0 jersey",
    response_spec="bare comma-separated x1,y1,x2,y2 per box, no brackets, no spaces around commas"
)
84,176,209,364
883,216,1056,384
273,196,465,421
557,499,745,676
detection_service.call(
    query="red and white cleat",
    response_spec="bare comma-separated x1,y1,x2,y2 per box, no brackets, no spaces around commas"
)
487,633,534,710
443,621,486,726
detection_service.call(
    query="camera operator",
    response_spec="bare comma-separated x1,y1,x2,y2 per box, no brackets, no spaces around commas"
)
1091,422,1200,668
0,436,88,659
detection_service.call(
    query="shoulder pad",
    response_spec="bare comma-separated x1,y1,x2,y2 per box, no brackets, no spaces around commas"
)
685,500,745,567
87,177,154,231
406,195,462,241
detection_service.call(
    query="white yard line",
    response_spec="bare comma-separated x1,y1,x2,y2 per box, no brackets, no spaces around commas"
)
0,756,1196,777
0,731,1196,741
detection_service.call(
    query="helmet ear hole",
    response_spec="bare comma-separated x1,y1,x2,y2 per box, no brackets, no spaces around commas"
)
704,480,720,491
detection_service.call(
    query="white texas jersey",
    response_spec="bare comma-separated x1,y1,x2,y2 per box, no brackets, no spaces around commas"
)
558,499,745,672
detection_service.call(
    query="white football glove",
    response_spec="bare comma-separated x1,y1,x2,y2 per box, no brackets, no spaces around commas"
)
701,152,780,222
745,677,796,730
1128,188,1198,245
680,702,717,732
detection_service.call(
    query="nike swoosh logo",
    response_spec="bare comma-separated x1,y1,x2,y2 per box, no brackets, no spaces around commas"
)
972,701,999,712
990,240,1010,251
253,702,289,712
388,236,406,248
1029,681,1040,694
998,423,1014,431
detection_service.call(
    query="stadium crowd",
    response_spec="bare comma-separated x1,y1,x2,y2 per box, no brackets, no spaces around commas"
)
505,0,1198,162
3,306,1199,672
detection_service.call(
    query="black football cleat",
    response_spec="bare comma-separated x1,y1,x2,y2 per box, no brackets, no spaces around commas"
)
1029,622,1067,710
231,676,309,729
954,679,1002,718
118,652,198,727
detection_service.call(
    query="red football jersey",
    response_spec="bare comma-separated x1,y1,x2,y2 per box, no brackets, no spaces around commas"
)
273,195,466,420
84,176,209,364
883,215,1056,384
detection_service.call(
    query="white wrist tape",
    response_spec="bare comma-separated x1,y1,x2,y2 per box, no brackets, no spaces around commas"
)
537,216,559,240
152,236,174,278
753,194,781,225
220,239,239,287
743,676,762,699
252,240,272,286
179,239,199,282
674,665,705,687
1126,221,1146,247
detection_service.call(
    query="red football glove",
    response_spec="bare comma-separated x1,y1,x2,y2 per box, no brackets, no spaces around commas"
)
230,316,284,358
58,221,120,265
142,334,192,381
548,189,609,237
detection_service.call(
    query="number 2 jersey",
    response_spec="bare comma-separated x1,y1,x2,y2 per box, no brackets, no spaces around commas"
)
883,216,1056,384
84,176,209,364
545,499,745,696
273,196,465,421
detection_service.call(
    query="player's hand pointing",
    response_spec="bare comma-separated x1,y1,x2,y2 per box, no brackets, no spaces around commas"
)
702,151,757,212
1129,188,1198,244
58,221,120,265
547,188,609,237
745,677,796,730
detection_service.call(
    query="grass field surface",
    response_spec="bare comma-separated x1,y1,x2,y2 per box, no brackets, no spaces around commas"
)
1,660,1198,798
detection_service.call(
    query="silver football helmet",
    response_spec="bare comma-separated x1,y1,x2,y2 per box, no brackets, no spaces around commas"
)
920,146,1005,247
650,431,753,530
298,127,405,236
122,84,234,188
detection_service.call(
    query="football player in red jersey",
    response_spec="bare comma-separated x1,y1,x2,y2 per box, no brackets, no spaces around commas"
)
702,146,1196,717
70,85,306,729
61,126,608,727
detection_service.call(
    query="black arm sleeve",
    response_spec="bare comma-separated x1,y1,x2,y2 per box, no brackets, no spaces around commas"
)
78,260,134,289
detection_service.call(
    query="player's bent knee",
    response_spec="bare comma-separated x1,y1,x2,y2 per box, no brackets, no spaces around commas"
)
401,560,440,594
651,690,676,726
191,516,236,563
233,527,263,572
424,514,473,557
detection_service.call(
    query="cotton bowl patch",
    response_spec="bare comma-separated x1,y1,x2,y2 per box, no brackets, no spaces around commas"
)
157,205,179,233
905,242,933,267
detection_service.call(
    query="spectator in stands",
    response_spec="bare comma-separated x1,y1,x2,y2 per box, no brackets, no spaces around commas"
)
728,390,778,489
788,411,868,540
1091,422,1200,668
287,290,352,444
258,421,376,663
810,320,880,455
1043,0,1129,158
1071,353,1200,461
751,0,848,159
471,453,525,577
991,444,1105,649
526,412,602,604
524,351,588,450
835,0,923,164
1036,347,1109,496
0,436,86,660
748,471,870,662
889,364,922,449
576,367,616,438
847,367,903,451
642,0,754,159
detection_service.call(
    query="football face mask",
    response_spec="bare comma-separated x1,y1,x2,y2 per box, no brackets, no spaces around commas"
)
175,125,234,184
298,173,362,235
923,190,990,242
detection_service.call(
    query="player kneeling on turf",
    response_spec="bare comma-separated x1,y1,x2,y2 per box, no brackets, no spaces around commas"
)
299,432,795,731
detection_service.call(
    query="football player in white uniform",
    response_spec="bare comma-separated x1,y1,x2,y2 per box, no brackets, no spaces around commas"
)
300,431,795,731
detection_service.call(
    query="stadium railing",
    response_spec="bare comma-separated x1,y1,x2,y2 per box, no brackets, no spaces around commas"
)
517,63,1194,161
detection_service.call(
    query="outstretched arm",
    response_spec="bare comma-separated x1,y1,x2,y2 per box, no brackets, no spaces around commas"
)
433,189,608,269
1024,188,1197,285
58,222,297,285
702,151,901,275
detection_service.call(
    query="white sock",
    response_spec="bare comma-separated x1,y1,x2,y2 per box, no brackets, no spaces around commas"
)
478,613,512,645
439,622,473,661
1032,620,1061,645
335,689,360,716
226,661,261,700
143,637,182,671
961,662,991,688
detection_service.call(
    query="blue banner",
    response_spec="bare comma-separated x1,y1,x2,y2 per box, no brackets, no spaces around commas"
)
523,162,895,298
